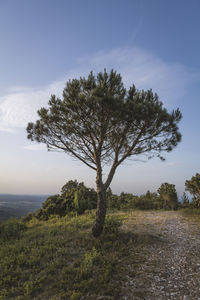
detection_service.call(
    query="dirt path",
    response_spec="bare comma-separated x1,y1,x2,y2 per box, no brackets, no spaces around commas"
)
121,211,200,300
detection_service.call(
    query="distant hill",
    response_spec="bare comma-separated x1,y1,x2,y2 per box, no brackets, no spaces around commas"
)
0,194,48,222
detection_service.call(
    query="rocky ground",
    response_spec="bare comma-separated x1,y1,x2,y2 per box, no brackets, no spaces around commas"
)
120,211,200,300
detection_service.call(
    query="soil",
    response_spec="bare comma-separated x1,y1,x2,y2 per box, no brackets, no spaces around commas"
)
120,211,200,300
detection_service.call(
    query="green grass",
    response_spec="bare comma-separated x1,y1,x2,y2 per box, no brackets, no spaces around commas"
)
179,208,200,224
179,208,200,216
0,210,168,299
0,210,140,300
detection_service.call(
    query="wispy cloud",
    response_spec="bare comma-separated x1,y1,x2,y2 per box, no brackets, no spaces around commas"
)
0,47,196,133
0,81,65,132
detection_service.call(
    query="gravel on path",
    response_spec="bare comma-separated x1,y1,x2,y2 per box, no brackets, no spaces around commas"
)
121,211,200,300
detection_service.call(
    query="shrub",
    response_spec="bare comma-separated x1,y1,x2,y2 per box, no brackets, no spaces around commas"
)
35,180,97,220
0,218,27,240
34,208,48,221
81,247,100,269
158,183,178,210
103,216,122,234
21,212,33,223
70,291,82,300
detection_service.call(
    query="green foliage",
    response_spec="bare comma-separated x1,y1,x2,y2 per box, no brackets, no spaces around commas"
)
33,207,48,220
185,173,200,208
118,192,136,209
26,69,182,236
21,212,33,223
27,69,182,167
0,218,27,240
127,191,160,210
180,192,190,208
103,215,122,234
74,190,88,215
70,291,82,300
61,179,82,195
0,211,137,299
76,246,100,283
157,183,178,210
73,186,97,214
108,190,165,211
180,207,200,216
61,180,97,215
42,194,66,216
34,180,97,220
107,194,121,210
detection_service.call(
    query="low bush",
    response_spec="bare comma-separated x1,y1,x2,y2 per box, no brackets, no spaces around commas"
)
103,215,122,234
180,208,200,216
34,180,97,221
21,212,33,223
0,210,136,299
0,218,27,240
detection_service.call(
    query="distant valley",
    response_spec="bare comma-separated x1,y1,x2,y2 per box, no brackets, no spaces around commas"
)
0,194,48,222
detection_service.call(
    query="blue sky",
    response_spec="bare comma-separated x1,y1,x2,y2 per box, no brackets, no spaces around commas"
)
0,0,200,196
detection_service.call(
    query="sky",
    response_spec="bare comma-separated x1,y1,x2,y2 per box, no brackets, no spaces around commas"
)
0,0,200,196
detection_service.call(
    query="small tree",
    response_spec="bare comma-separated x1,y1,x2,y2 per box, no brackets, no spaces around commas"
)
34,180,97,220
185,173,200,208
158,183,178,210
27,70,182,237
119,192,137,209
181,192,190,208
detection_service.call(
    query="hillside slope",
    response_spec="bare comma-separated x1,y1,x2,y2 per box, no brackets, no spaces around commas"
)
1,210,200,299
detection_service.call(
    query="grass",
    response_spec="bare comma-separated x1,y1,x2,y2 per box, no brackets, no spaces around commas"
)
179,208,200,225
0,211,129,299
179,208,200,216
0,210,166,299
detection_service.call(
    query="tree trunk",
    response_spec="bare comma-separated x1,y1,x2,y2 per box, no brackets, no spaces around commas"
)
92,164,106,237
92,189,106,237
92,156,118,237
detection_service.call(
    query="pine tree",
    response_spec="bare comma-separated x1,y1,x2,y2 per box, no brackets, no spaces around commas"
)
185,173,200,208
158,183,178,210
27,69,182,237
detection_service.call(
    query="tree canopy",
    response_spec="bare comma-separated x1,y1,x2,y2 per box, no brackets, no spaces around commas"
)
158,183,178,210
27,69,182,236
185,173,200,208
33,180,97,220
